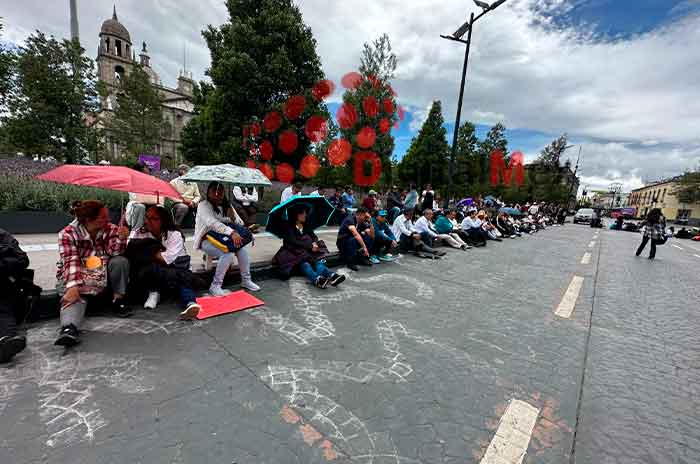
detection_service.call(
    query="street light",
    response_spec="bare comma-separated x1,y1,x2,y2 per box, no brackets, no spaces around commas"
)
442,0,508,208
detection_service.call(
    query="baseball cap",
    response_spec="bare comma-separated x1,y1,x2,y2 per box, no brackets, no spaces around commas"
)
369,189,378,195
378,210,388,217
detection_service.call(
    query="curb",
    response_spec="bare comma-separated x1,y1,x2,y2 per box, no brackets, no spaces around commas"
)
28,252,343,322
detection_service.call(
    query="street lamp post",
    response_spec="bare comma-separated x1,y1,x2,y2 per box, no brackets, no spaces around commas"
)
442,0,507,208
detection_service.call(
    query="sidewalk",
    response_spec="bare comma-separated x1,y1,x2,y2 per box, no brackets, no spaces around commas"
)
17,227,341,293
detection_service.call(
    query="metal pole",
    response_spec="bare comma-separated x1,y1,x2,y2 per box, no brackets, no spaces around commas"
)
70,0,80,42
445,12,474,209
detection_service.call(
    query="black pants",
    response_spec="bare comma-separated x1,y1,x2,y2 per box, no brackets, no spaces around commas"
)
371,237,395,256
0,297,17,338
465,228,488,245
636,236,656,258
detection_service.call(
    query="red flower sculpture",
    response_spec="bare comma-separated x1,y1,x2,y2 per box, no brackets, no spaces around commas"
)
337,103,358,129
276,163,295,183
356,127,377,149
327,139,352,166
246,160,257,169
260,140,274,160
383,98,395,115
278,130,299,155
363,96,379,118
284,95,306,121
305,116,328,143
259,163,274,180
341,72,362,89
353,151,382,186
379,118,391,134
312,80,335,101
263,111,282,133
300,155,321,178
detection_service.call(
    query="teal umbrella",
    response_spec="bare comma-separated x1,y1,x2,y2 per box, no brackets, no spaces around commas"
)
266,195,335,239
180,164,272,187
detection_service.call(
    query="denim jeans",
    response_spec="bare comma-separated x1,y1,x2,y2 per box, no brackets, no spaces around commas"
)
201,240,252,287
299,260,334,284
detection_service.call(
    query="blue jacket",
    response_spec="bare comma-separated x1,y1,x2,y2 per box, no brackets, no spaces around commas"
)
341,193,355,209
372,217,396,242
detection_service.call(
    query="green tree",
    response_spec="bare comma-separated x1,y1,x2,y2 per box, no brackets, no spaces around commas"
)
453,121,479,196
477,122,508,184
397,101,450,189
182,0,325,165
359,33,397,82
0,21,15,111
104,65,164,158
674,169,700,203
2,32,99,162
537,133,568,168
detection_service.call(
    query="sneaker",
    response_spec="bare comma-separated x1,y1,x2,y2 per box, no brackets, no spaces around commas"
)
209,285,231,297
54,324,80,347
112,298,132,318
329,273,346,287
347,263,360,272
378,254,395,262
144,291,160,310
460,245,469,251
0,335,27,363
369,255,381,265
241,280,261,292
179,302,201,320
314,276,329,289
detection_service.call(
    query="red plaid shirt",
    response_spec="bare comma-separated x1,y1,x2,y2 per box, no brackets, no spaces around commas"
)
56,220,127,289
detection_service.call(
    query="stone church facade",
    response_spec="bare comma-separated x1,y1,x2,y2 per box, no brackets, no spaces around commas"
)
95,7,194,168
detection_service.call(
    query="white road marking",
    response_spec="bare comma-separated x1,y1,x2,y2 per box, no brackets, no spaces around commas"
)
480,399,539,464
588,241,596,248
694,254,700,259
672,244,683,250
555,276,584,319
689,245,700,252
581,252,592,264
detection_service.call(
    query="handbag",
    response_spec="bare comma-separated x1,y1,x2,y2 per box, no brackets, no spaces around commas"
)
79,255,109,295
206,224,253,253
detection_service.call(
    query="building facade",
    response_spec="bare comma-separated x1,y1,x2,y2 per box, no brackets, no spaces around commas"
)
629,178,700,225
95,7,194,168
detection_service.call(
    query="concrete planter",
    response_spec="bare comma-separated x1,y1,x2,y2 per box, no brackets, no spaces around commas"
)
0,211,73,235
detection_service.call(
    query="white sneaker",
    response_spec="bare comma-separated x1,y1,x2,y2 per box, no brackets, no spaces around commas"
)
209,285,230,297
144,291,160,310
241,280,260,292
179,302,201,320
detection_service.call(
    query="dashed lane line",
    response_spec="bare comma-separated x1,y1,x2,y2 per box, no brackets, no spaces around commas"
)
672,244,683,250
555,276,584,319
694,254,700,259
480,399,539,464
588,241,596,248
581,253,592,264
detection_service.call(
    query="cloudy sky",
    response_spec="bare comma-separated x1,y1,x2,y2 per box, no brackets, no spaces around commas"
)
2,0,700,192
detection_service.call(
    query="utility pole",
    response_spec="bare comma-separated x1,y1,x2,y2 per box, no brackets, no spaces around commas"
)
441,0,507,208
566,146,582,210
69,0,80,42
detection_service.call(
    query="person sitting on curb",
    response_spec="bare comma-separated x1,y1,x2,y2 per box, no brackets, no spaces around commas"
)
434,210,472,249
170,164,201,227
496,212,517,239
281,182,303,203
272,204,345,289
336,207,373,271
461,209,488,247
444,210,473,245
127,206,202,320
327,187,348,225
232,185,260,232
385,186,405,224
126,163,164,230
414,209,468,250
371,210,399,262
195,182,260,296
479,210,504,241
341,186,356,213
55,200,132,347
391,208,444,257
0,228,31,363
362,190,379,212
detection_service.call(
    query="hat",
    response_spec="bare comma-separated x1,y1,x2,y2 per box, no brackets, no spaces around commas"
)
178,163,190,171
378,210,388,217
368,189,377,195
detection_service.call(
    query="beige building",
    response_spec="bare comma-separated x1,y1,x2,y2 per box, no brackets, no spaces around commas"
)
94,7,195,168
629,178,700,225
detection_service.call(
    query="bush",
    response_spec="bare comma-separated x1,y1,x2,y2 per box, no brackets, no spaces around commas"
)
0,176,125,212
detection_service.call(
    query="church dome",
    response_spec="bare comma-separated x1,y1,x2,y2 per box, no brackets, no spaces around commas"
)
100,7,131,43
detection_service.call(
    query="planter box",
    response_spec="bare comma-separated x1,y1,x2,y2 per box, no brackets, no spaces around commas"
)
0,211,73,235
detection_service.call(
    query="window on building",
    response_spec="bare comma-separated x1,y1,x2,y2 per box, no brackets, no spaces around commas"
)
114,66,125,83
662,189,667,202
116,40,122,57
105,38,111,53
677,209,691,220
125,44,130,58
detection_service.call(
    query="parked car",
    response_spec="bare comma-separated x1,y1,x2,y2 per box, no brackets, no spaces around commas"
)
574,208,594,224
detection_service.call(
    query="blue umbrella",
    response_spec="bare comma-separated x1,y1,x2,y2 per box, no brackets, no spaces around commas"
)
265,195,335,239
499,207,524,216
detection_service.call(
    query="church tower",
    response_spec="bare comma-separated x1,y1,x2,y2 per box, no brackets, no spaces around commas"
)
96,6,134,92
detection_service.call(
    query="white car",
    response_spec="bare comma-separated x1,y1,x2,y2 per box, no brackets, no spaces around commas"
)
574,208,594,224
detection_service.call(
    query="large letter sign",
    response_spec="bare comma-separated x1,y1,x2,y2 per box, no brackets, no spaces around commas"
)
490,151,525,187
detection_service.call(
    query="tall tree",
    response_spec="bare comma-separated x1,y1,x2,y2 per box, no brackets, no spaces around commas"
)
359,33,398,82
2,32,99,162
674,169,700,204
477,122,508,184
453,121,479,196
537,133,568,168
397,101,450,189
0,21,15,111
103,65,164,158
181,0,325,165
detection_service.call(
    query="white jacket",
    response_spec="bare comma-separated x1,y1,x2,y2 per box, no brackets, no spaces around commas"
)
414,216,437,238
194,200,244,250
233,186,258,206
392,215,415,238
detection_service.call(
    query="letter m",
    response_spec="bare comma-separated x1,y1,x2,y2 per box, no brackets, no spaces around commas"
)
490,151,525,187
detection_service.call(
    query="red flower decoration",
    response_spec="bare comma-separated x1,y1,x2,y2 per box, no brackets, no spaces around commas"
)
341,72,362,89
260,140,274,160
366,74,381,88
337,103,358,129
284,95,306,120
305,115,328,143
394,121,400,130
259,163,274,180
249,122,261,138
278,130,298,155
383,98,395,115
263,112,282,133
379,118,391,134
327,139,352,166
300,155,321,178
362,96,379,118
353,151,382,186
398,106,405,121
356,127,377,149
246,160,257,169
276,163,295,183
312,80,335,101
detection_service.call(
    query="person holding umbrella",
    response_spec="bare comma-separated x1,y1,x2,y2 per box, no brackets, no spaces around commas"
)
195,182,260,296
271,203,346,289
55,200,132,347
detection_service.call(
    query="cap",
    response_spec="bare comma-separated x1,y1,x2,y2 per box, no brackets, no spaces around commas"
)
378,209,388,217
369,189,378,195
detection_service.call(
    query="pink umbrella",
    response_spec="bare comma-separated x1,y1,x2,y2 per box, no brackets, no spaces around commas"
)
36,165,182,201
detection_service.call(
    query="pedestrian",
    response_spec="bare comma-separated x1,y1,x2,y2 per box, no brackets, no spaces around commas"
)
636,208,666,260
170,164,201,227
420,184,435,213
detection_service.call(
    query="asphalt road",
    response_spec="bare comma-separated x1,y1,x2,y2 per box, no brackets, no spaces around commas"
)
1,224,698,463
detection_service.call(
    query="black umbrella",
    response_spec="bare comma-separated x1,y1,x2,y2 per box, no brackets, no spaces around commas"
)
265,195,335,239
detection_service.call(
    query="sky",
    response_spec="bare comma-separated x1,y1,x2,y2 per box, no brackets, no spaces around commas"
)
2,0,700,193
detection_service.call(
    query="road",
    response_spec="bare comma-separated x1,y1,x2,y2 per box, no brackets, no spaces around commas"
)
0,224,698,463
